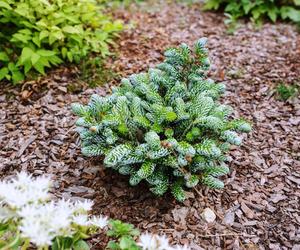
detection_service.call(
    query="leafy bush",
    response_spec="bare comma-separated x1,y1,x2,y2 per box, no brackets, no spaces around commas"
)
204,0,300,24
72,38,251,202
0,0,123,84
0,172,190,250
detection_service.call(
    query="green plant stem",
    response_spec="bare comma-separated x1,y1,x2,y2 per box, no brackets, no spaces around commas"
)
21,239,30,250
0,233,20,250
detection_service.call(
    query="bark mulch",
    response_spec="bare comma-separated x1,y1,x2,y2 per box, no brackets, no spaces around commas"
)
0,2,300,249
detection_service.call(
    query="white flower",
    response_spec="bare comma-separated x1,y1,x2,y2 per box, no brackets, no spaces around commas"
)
0,205,15,222
18,201,74,245
19,204,55,246
0,172,51,209
73,200,94,212
56,199,75,213
19,219,53,247
156,235,170,249
0,171,112,248
49,202,73,234
88,215,108,229
73,214,89,226
32,175,52,191
14,172,33,186
138,233,171,250
139,233,156,250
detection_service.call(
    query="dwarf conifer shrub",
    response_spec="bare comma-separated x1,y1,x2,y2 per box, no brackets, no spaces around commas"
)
72,38,251,202
0,0,123,84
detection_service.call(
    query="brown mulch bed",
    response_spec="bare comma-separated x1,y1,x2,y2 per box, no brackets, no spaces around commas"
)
1,2,300,249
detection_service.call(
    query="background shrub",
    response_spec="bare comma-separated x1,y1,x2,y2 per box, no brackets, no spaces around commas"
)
204,0,300,24
72,38,251,202
0,0,123,84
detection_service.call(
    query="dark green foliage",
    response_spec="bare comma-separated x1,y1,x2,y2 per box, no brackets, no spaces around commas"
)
72,38,251,201
276,83,298,100
204,0,300,24
0,0,123,84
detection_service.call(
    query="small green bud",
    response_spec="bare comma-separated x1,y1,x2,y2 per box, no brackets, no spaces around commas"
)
165,128,174,138
166,111,177,122
191,127,200,137
186,132,194,141
118,123,128,134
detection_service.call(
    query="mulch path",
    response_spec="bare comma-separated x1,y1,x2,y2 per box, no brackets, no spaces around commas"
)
1,1,300,249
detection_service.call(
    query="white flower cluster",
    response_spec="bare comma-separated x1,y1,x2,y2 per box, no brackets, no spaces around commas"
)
0,172,108,247
138,233,190,250
0,172,191,250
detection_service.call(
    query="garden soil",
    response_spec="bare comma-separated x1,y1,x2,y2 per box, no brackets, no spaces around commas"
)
1,2,300,249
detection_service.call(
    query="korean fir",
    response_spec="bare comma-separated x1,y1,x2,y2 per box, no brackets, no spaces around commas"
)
72,38,251,202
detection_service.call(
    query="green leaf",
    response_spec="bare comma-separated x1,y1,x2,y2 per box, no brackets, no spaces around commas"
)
0,1,12,9
8,62,18,72
19,47,34,64
49,30,64,45
11,70,24,84
32,35,41,47
67,51,73,62
281,6,300,22
31,53,40,65
0,52,9,62
106,241,119,250
48,55,62,65
243,2,253,14
107,220,140,238
203,0,221,10
119,236,135,249
267,7,278,22
38,56,51,68
73,240,90,250
0,67,9,81
33,60,46,74
39,30,49,41
61,47,68,58
23,60,32,74
62,26,81,34
36,19,48,28
37,50,56,57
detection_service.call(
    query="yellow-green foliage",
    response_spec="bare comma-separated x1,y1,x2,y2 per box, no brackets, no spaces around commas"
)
204,0,300,24
0,0,123,84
